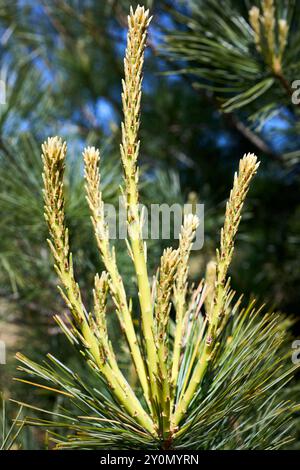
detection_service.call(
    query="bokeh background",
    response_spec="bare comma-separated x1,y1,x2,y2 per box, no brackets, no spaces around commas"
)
0,0,300,448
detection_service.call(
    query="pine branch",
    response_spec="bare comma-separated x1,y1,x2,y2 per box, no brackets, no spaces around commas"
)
42,136,155,434
163,0,300,158
83,146,151,411
14,4,298,450
173,154,259,427
120,6,160,407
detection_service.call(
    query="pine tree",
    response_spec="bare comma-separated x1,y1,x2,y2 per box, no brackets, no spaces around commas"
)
163,0,300,316
164,0,300,161
0,0,180,402
15,6,299,450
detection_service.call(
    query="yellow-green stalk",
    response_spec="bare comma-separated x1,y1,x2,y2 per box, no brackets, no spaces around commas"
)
204,259,217,318
172,153,259,427
278,19,288,61
42,137,155,434
83,146,151,410
171,214,199,404
249,6,261,53
119,6,159,403
262,0,275,56
154,247,179,436
249,1,289,74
